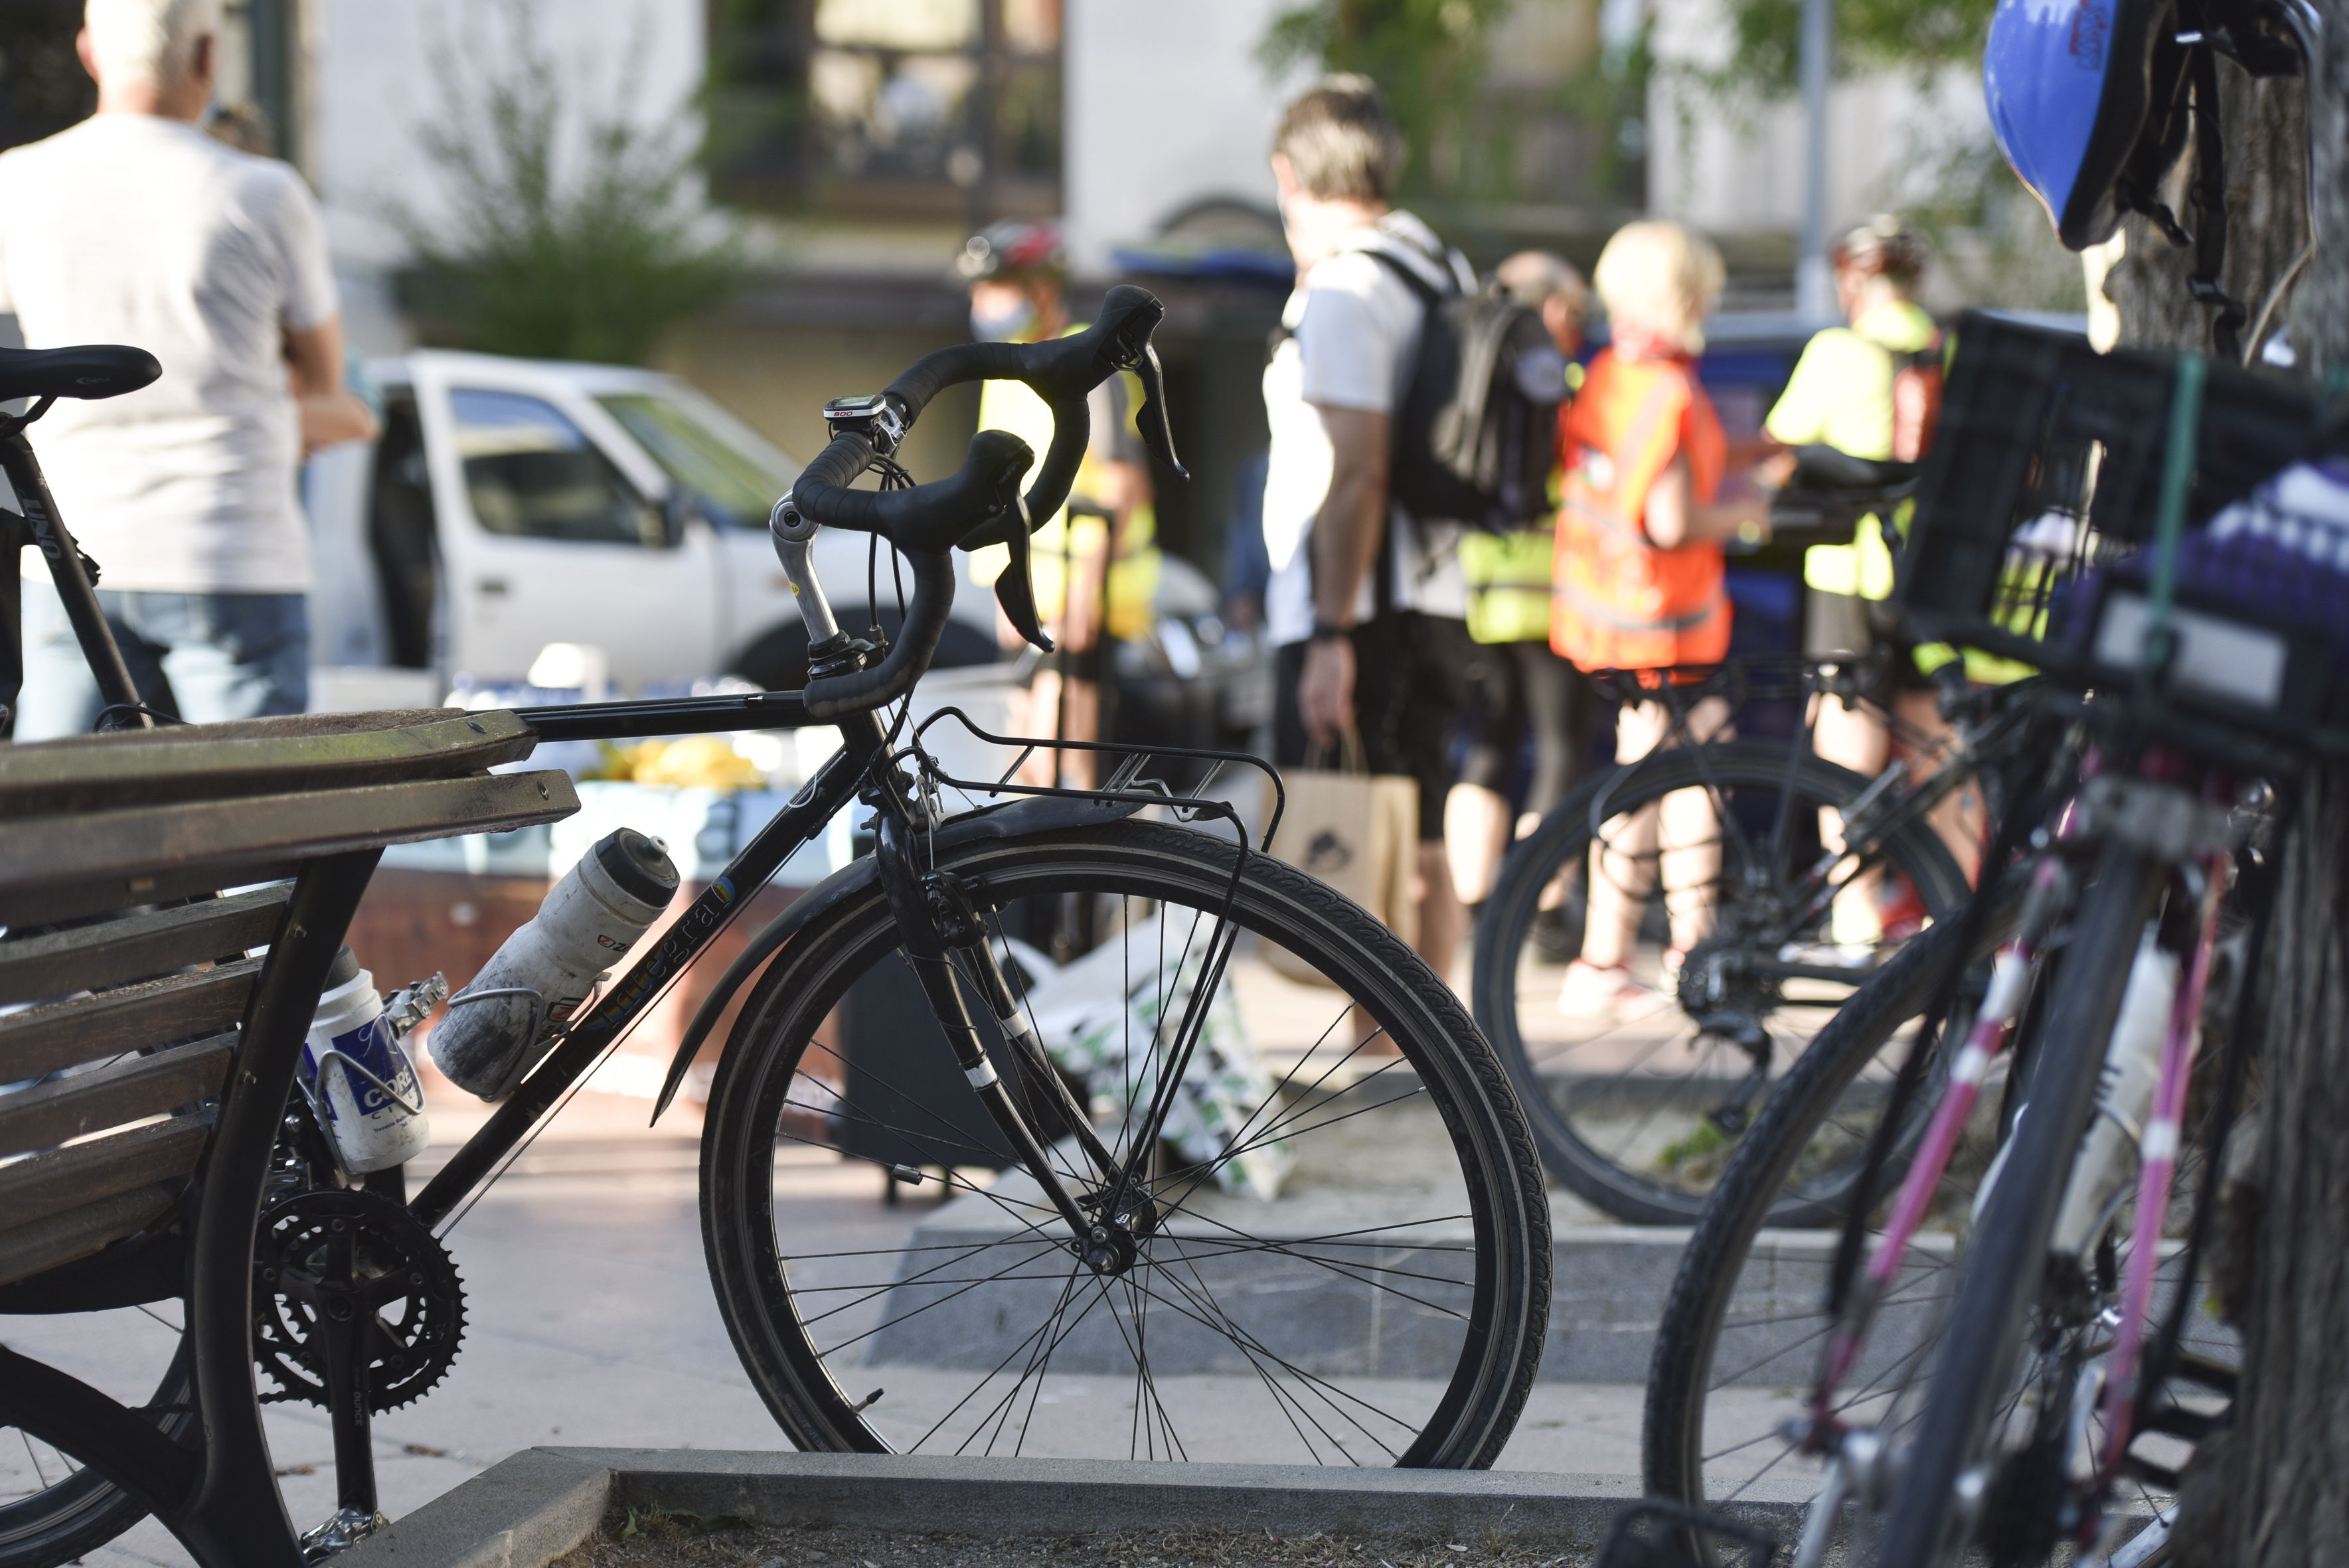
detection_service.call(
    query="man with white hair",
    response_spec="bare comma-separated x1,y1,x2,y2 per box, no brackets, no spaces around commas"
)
0,0,372,736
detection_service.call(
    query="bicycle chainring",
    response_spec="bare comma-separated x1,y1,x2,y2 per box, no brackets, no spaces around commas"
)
253,1187,465,1413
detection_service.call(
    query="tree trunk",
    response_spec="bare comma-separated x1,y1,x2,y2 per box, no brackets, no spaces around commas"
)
2103,72,2305,355
2099,14,2349,1565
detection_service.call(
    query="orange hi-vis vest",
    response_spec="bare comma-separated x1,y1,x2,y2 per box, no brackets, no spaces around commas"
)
1551,349,1732,673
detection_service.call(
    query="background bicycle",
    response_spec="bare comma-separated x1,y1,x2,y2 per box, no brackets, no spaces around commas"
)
1639,304,2334,1566
1470,628,2037,1225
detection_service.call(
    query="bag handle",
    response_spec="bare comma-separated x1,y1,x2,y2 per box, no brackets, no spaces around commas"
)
1304,724,1372,776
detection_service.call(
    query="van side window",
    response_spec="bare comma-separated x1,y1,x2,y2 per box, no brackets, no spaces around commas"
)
449,388,665,547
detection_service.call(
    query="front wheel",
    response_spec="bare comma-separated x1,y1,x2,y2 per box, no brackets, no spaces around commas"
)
1872,845,2165,1568
1473,742,1972,1226
700,819,1550,1468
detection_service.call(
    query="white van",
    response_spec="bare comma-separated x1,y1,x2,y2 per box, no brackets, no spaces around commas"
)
304,350,1000,704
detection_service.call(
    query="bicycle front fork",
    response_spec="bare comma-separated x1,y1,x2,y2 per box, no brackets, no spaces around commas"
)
869,813,1151,1274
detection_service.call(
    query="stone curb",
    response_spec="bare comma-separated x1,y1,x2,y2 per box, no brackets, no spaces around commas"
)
336,1450,1810,1568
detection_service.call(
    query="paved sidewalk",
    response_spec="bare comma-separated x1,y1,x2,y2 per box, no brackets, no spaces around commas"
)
69,1094,1650,1567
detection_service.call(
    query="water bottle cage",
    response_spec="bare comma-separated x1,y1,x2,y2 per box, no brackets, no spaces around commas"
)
305,1045,428,1120
439,983,558,1101
382,973,451,1041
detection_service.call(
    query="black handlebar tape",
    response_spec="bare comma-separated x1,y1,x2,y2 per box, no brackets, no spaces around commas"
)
802,547,959,720
885,342,1026,424
791,430,1035,553
797,430,878,496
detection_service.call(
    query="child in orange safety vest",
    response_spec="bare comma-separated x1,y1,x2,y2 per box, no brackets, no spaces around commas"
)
1554,220,1775,1020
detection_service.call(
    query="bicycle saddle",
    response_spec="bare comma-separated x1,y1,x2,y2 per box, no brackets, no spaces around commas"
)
0,344,161,404
1791,445,1917,493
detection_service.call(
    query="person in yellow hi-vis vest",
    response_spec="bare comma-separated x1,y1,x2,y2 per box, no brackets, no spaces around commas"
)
1447,251,1595,943
956,221,1159,784
1764,216,1983,944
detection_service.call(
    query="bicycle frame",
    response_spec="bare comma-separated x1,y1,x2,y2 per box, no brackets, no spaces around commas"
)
1585,658,2031,996
1788,744,2262,1561
405,686,873,1230
0,419,148,733
407,688,1283,1245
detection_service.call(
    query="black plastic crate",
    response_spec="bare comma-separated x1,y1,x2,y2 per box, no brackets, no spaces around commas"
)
1894,312,2329,686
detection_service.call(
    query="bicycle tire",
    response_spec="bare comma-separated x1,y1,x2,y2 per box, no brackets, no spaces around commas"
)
1473,742,1973,1225
1874,842,2164,1568
700,819,1550,1469
0,1338,193,1568
1642,900,2019,1512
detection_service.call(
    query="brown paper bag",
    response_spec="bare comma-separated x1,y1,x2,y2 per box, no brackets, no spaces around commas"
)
1263,732,1418,984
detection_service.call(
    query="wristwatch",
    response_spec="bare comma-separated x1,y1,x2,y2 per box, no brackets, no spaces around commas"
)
1310,618,1354,643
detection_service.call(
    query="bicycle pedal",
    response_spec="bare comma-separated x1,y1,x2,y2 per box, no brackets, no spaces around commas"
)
1594,1498,1781,1568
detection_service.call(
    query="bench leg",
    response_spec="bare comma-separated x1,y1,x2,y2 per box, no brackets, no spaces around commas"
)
173,848,384,1568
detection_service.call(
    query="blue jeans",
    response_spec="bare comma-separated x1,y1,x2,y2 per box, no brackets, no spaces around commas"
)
13,580,309,739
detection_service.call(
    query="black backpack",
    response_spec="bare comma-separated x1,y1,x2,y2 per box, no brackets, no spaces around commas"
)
1364,246,1572,532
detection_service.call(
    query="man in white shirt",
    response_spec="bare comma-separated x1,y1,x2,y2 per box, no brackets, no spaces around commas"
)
1262,75,1478,976
3,0,372,738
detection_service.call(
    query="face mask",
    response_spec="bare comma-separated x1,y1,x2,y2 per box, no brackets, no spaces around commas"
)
971,295,1038,343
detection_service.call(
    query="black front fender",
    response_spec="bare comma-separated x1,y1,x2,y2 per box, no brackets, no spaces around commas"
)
651,791,1144,1121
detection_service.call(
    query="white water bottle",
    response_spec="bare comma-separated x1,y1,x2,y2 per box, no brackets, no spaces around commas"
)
428,828,679,1099
305,948,432,1174
2050,926,2178,1259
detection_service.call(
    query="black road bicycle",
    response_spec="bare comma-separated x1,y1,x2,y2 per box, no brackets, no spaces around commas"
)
1471,630,2042,1225
0,292,1552,1566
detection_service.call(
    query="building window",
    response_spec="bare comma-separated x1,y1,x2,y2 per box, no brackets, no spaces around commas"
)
708,0,1061,220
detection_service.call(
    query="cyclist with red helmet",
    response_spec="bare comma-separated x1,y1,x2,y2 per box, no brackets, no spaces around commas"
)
957,220,1159,783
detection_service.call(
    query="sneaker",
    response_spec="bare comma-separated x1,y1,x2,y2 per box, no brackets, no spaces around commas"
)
1558,959,1658,1021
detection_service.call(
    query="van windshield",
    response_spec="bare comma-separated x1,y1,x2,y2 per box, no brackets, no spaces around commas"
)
595,392,796,530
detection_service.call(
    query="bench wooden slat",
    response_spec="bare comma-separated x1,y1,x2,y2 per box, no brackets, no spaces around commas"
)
0,960,258,1081
0,1036,234,1160
0,768,578,925
0,1114,212,1233
0,886,290,1008
0,1184,177,1289
0,708,538,815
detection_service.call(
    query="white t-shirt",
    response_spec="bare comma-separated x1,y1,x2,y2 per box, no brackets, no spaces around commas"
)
1261,210,1475,649
0,115,339,593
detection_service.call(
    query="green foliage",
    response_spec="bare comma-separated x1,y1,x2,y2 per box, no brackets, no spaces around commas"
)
396,0,742,365
1899,125,2085,311
1701,0,1996,99
1259,0,1516,199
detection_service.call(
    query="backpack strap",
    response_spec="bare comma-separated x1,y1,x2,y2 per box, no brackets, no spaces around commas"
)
1358,242,1453,309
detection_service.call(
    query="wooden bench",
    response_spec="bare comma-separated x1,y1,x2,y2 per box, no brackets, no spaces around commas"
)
0,708,576,1568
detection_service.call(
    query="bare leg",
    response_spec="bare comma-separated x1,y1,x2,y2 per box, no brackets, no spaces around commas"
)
1445,782,1516,907
1811,690,1892,945
1581,702,1670,971
1415,840,1465,983
1892,687,1983,882
1660,697,1730,953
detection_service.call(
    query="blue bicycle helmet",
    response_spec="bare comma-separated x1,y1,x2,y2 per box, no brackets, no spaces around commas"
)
1984,0,2183,250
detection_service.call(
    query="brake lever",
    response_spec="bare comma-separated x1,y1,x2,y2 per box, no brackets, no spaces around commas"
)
991,495,1054,653
1128,343,1188,483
